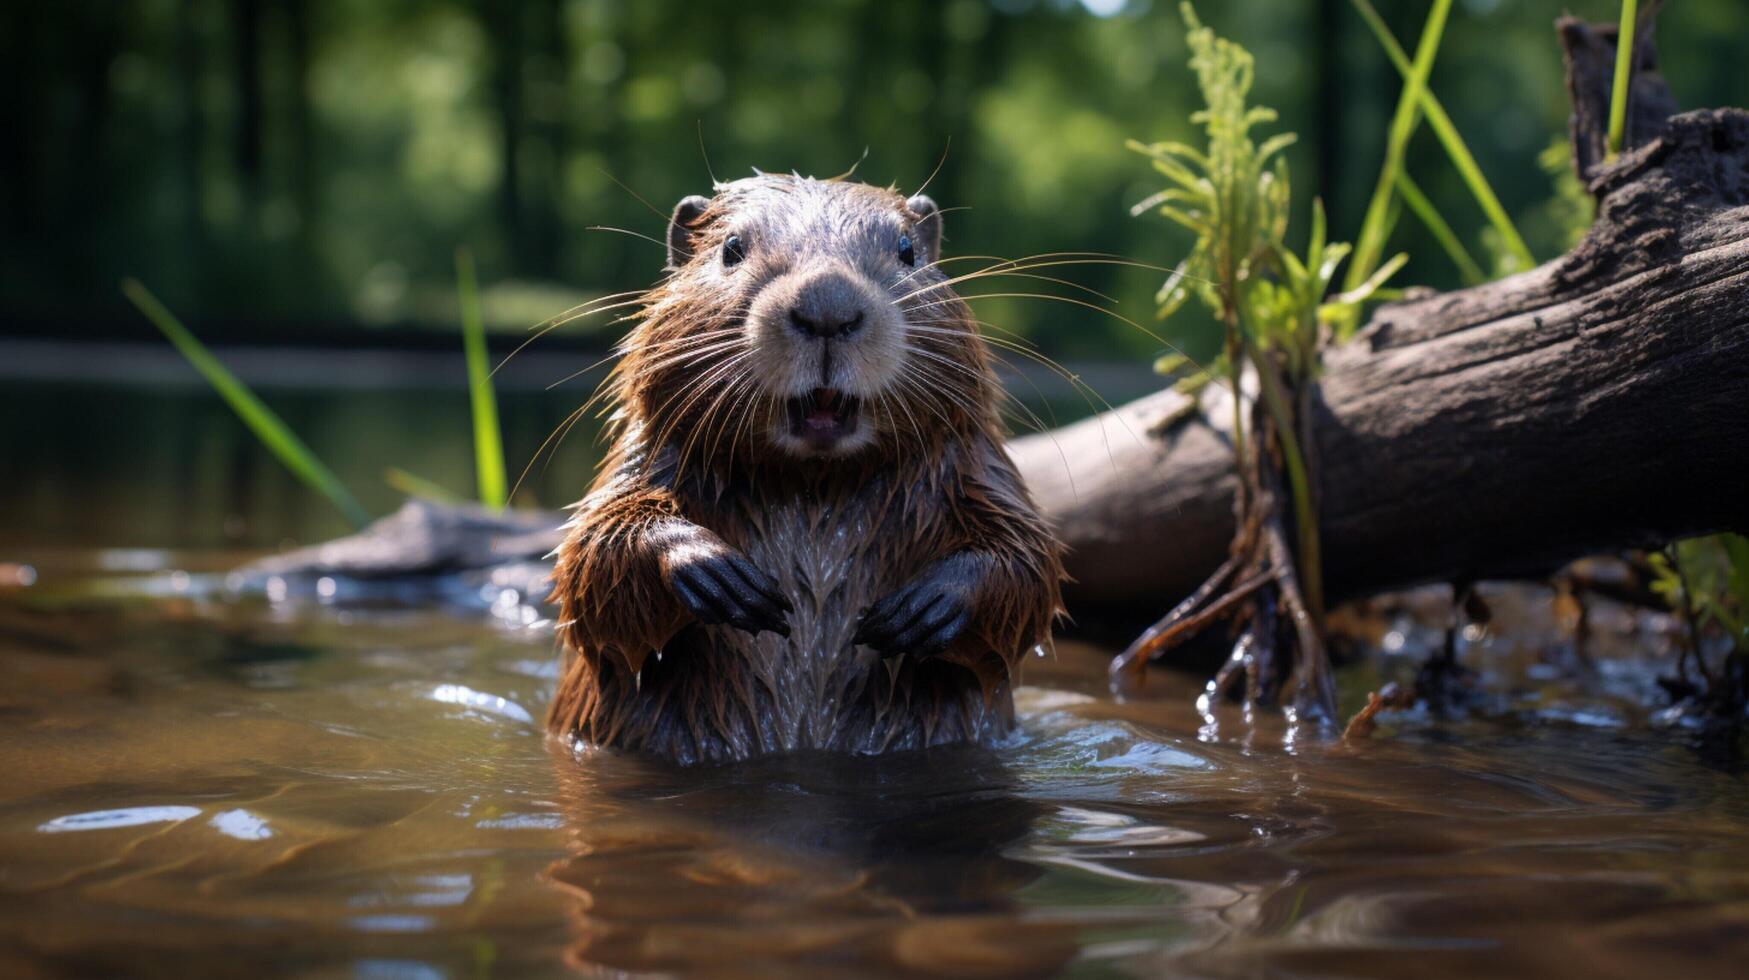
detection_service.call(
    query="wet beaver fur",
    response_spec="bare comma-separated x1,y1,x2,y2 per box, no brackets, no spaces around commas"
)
548,174,1064,763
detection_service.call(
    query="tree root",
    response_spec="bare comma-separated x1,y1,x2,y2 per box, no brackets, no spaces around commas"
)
1109,403,1338,726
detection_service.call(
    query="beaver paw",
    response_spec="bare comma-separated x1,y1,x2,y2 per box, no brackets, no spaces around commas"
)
854,571,973,659
665,550,793,638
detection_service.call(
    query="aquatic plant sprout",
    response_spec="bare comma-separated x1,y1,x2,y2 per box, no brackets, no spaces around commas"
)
1122,4,1403,718
122,279,371,530
458,248,508,511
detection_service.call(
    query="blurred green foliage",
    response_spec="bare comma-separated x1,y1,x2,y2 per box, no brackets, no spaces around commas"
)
4,0,1747,365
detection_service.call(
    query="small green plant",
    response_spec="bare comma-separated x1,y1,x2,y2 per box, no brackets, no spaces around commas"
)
457,248,509,511
123,279,372,530
1120,3,1403,722
1650,534,1749,710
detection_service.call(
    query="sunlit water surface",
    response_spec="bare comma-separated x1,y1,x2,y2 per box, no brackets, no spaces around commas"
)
2,553,1747,979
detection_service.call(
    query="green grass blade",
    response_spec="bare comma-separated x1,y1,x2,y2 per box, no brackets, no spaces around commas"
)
1394,171,1485,285
1607,0,1639,157
121,279,370,530
1347,0,1452,291
383,467,465,504
1350,0,1533,274
457,248,507,511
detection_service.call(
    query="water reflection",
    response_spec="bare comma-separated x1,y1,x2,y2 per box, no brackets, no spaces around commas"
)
1,558,1748,977
543,743,1074,976
38,806,204,834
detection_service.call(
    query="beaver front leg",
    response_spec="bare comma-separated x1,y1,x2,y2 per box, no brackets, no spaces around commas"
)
853,553,982,658
652,522,792,639
550,486,790,677
853,447,1065,672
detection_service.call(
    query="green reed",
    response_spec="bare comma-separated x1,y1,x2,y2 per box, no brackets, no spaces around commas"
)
122,279,371,530
1348,0,1534,277
457,248,508,511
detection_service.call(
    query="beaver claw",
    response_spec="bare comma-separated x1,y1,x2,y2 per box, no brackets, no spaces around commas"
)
854,570,973,659
667,551,793,638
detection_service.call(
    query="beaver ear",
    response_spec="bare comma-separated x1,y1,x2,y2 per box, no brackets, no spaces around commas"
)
906,194,942,262
666,195,711,270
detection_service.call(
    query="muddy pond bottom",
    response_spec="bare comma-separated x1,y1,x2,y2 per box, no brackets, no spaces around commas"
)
1,552,1747,979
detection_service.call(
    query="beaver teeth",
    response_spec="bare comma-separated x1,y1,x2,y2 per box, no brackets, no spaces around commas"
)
788,388,859,447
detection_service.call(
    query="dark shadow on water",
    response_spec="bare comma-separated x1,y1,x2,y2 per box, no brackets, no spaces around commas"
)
544,742,1075,976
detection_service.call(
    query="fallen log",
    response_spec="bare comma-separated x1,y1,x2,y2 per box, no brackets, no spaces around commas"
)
1012,93,1749,615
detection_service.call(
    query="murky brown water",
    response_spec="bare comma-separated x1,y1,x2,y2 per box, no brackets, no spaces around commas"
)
2,551,1747,978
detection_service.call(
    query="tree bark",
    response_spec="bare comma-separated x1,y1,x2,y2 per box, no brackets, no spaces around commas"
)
1010,105,1749,616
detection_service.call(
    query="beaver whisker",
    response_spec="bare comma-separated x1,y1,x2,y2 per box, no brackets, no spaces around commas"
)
710,378,771,472
895,257,1123,308
661,385,745,484
721,379,773,475
893,335,990,394
491,293,648,380
647,349,755,451
965,322,1135,469
891,251,1101,296
622,334,748,377
657,356,758,456
512,398,598,502
904,318,1130,460
886,363,957,437
901,288,1188,367
530,289,647,334
893,252,1217,308
546,333,743,395
699,372,761,458
584,224,669,251
569,331,748,429
896,259,1153,309
877,377,930,451
636,350,749,441
674,369,761,476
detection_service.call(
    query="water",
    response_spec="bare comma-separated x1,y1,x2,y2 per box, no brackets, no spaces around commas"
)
2,554,1746,978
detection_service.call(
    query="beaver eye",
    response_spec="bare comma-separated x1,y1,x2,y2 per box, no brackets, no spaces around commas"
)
722,234,746,267
898,234,916,267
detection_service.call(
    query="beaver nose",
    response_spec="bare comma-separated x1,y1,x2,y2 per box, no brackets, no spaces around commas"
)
789,307,865,338
787,270,868,339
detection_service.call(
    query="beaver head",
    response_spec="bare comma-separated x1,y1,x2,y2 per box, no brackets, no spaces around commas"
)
611,175,995,464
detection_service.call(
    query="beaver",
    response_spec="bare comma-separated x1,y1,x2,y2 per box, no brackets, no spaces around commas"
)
547,174,1065,764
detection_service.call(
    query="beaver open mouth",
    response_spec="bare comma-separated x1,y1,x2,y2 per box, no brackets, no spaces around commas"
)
786,387,860,450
